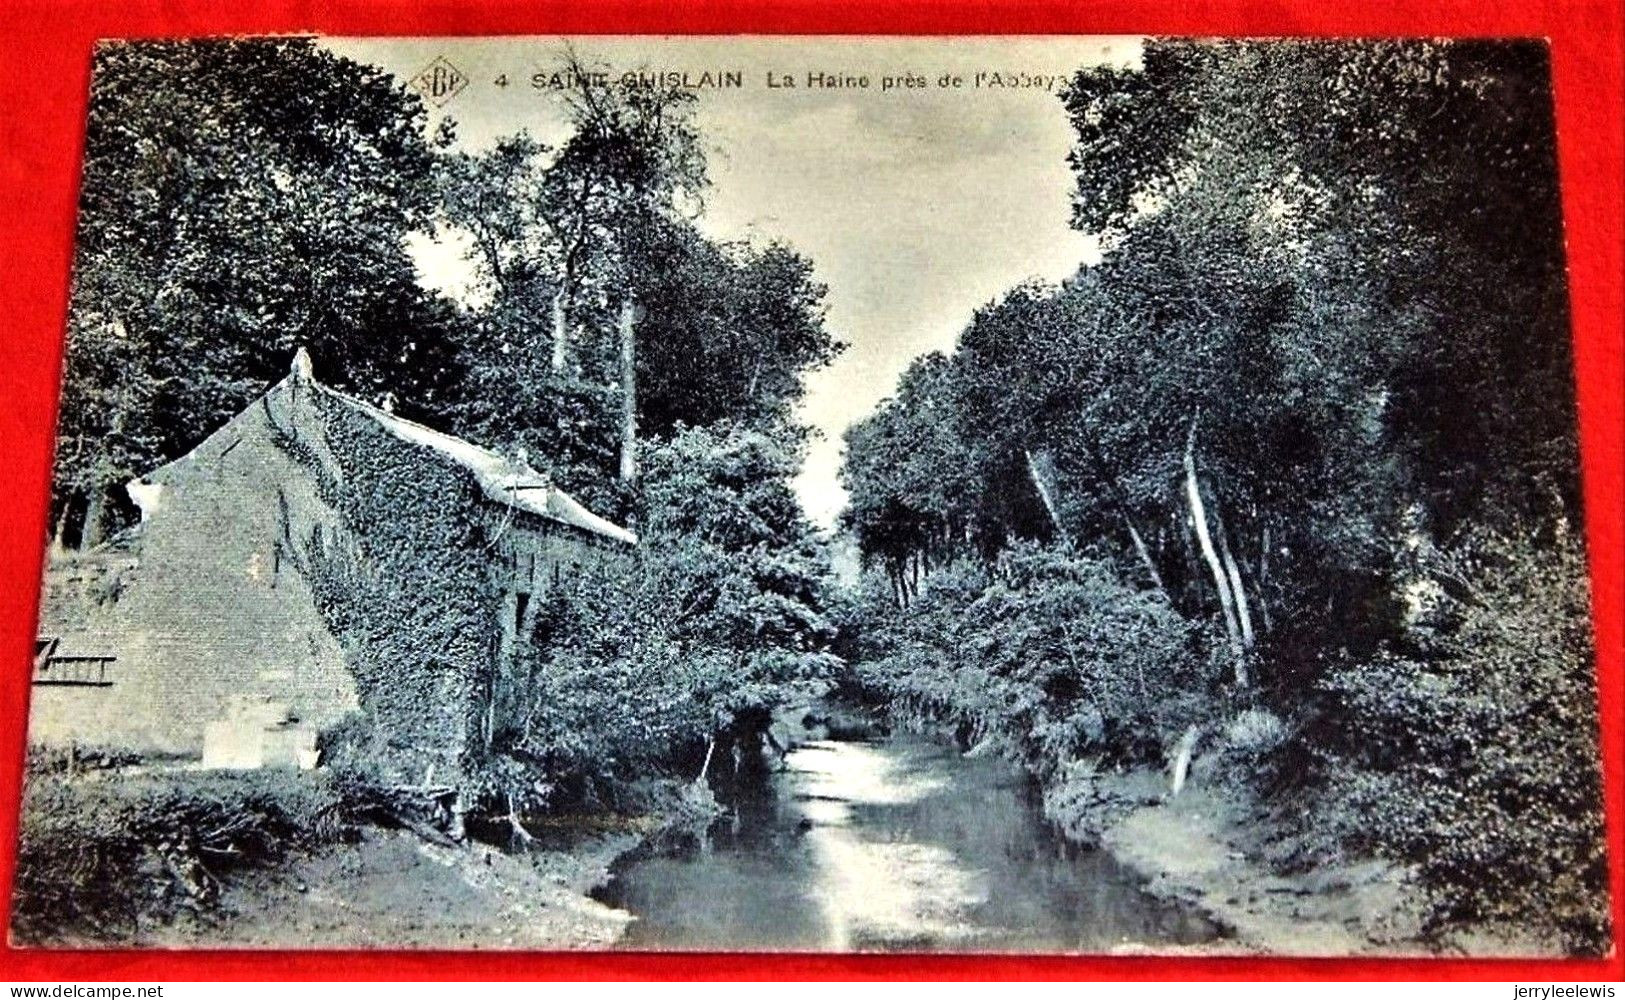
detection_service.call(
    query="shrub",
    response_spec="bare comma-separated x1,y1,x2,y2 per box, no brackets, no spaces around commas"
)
1316,525,1610,953
858,544,1219,776
11,769,352,944
483,426,844,810
506,560,735,803
1224,708,1289,755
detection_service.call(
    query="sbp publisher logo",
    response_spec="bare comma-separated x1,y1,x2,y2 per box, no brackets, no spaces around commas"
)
411,56,468,107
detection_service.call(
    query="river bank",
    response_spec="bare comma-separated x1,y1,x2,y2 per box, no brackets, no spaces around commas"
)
13,764,702,950
1061,758,1576,958
1049,761,1428,957
142,824,643,949
12,710,1437,954
864,708,1433,958
139,777,739,949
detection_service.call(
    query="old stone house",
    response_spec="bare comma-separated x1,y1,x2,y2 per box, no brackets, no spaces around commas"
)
30,350,634,783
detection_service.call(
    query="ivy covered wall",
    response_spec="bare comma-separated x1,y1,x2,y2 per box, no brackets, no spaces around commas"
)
272,376,501,788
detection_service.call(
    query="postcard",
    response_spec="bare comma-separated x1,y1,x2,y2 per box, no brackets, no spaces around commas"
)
11,35,1610,958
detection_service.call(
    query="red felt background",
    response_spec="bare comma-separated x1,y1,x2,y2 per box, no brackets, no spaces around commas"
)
1,0,1620,982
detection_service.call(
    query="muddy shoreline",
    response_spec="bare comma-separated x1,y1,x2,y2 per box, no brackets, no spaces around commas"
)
1066,764,1566,958
71,786,710,950
881,712,1436,958
104,822,641,950
1062,764,1427,956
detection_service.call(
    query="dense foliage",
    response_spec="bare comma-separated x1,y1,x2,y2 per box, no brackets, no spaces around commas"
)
513,425,840,804
857,546,1216,776
55,39,458,549
423,68,845,801
279,386,500,789
1316,526,1607,948
35,35,1607,955
13,766,353,944
839,39,1606,953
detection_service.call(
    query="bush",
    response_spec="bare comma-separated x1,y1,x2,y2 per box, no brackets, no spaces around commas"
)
1316,525,1610,953
11,769,352,944
505,560,735,804
481,426,843,811
1224,708,1289,755
858,544,1220,777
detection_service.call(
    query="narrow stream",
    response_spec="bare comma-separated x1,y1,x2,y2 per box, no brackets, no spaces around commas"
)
593,727,1222,953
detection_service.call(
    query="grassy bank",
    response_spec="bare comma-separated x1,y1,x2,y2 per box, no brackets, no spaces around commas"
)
12,763,355,945
9,756,713,949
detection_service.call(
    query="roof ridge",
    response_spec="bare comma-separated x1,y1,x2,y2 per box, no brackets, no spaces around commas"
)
305,377,514,468
288,363,634,545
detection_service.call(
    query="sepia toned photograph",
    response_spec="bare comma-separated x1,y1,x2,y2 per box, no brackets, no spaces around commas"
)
10,34,1610,957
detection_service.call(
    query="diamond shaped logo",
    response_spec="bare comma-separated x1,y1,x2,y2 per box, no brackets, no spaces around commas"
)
411,56,468,107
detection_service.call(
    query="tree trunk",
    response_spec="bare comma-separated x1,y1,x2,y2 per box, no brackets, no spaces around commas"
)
1169,725,1200,796
1213,501,1256,651
696,738,717,784
1124,516,1167,595
49,503,70,557
81,487,107,551
506,791,535,850
1255,524,1274,633
618,297,638,483
549,289,569,372
1184,418,1247,685
1079,436,1167,595
1024,448,1067,545
79,361,135,551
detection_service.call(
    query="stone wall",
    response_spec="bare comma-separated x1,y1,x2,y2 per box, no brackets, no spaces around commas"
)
29,381,356,755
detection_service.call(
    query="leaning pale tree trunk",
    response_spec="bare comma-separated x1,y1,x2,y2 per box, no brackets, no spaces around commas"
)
696,738,717,784
1213,501,1256,650
1081,437,1168,595
1024,448,1068,546
1183,417,1248,686
618,296,638,483
1123,515,1166,594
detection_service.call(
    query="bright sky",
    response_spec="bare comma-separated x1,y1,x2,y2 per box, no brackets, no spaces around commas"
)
323,37,1139,526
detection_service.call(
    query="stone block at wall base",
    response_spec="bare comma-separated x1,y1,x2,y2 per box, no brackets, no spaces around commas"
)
202,716,319,770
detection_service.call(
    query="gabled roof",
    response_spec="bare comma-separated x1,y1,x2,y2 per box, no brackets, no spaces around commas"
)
313,378,638,546
148,349,636,546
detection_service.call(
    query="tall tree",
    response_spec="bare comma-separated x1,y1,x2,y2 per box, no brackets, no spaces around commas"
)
56,38,453,547
1061,40,1577,538
435,78,839,512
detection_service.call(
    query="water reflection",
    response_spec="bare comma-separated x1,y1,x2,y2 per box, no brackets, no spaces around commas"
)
595,730,1220,953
